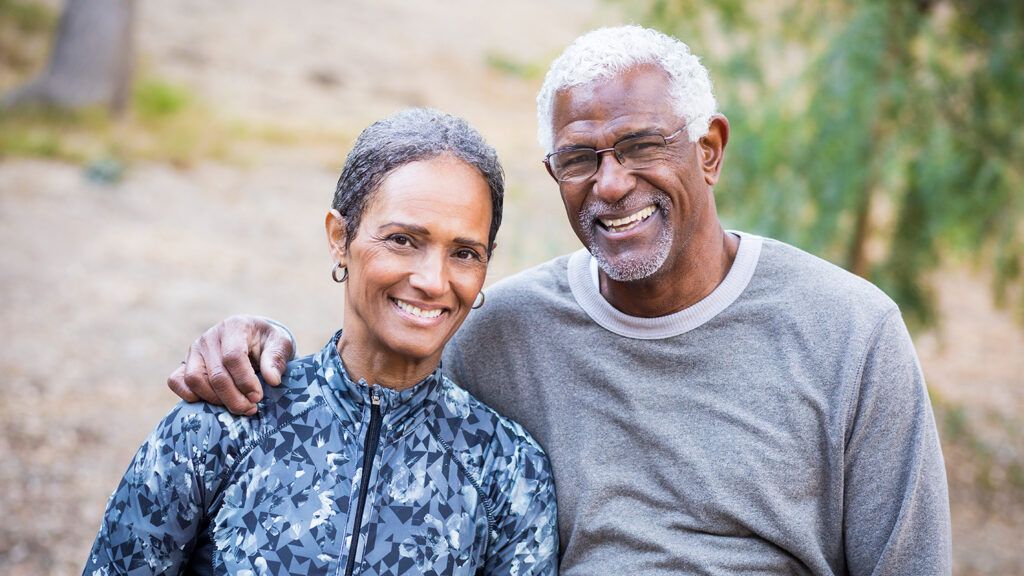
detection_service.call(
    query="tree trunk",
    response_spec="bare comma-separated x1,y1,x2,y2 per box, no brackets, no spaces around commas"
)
846,188,873,278
3,0,136,115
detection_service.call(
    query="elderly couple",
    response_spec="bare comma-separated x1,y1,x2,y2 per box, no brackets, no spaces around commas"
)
85,25,951,575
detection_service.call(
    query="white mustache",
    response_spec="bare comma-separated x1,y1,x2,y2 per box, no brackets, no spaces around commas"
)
578,193,668,228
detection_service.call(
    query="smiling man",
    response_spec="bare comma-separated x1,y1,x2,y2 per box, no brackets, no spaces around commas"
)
168,26,951,575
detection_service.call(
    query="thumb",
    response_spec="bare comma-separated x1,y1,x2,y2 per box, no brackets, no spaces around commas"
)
258,332,293,386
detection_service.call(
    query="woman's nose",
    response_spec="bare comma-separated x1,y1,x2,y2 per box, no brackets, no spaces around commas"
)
408,252,447,297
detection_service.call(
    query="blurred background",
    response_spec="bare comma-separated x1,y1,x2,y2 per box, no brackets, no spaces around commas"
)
0,0,1021,573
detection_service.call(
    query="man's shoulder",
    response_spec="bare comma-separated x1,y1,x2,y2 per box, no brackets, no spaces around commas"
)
755,235,897,317
458,253,577,332
487,253,574,302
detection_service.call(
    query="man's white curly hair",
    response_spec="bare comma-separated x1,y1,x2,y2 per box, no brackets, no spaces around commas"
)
536,25,717,153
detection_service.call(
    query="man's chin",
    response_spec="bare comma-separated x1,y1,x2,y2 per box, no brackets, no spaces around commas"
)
592,248,668,283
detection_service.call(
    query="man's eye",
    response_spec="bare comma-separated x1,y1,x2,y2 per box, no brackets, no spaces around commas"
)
619,138,662,157
557,151,594,167
455,248,482,261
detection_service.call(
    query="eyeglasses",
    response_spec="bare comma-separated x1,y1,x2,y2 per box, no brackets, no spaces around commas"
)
543,127,686,183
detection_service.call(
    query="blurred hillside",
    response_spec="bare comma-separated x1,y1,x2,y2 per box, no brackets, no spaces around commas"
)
0,1,1021,574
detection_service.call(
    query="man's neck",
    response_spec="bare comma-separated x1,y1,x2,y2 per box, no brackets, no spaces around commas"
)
598,228,739,318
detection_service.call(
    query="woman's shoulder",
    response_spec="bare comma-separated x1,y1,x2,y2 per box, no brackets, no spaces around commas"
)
257,352,333,420
162,352,332,453
432,376,552,483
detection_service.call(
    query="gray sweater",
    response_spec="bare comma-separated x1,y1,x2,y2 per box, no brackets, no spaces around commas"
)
444,232,951,575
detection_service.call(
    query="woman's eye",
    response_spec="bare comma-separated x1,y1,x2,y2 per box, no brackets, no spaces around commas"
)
387,234,413,247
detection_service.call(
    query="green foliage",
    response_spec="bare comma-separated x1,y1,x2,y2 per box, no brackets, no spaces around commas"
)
484,51,545,80
0,0,54,33
0,106,107,162
133,79,191,121
0,0,56,73
636,0,1024,327
0,74,346,168
0,77,224,167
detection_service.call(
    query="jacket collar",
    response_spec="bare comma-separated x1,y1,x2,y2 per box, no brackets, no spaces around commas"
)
315,330,443,441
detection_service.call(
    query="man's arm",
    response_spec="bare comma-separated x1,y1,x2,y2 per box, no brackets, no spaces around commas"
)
843,309,951,575
166,315,296,415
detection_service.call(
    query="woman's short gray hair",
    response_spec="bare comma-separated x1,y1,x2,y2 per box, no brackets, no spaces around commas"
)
333,108,504,253
536,25,718,153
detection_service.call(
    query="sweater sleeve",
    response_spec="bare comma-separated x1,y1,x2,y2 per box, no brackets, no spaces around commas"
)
842,310,951,575
483,431,560,575
83,402,246,575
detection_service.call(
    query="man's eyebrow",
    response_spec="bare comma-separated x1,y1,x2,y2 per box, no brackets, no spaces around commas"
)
555,128,660,151
379,221,488,250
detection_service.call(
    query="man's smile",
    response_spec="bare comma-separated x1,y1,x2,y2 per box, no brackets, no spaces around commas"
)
599,205,657,233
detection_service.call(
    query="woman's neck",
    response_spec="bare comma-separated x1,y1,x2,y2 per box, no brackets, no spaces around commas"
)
336,336,439,392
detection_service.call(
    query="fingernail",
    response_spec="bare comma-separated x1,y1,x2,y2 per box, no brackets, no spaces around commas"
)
247,392,262,403
245,405,258,416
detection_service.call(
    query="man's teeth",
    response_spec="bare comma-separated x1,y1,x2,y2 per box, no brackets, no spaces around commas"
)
395,299,443,319
600,205,656,231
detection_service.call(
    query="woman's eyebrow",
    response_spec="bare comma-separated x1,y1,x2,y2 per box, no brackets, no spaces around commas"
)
379,221,487,250
379,221,430,235
454,237,488,251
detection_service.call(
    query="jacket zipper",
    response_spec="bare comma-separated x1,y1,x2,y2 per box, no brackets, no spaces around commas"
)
343,391,383,576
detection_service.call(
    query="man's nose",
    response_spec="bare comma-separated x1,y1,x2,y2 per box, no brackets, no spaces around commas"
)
591,149,635,204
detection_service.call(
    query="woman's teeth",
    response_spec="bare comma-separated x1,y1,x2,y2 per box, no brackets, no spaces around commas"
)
600,205,656,232
394,299,443,319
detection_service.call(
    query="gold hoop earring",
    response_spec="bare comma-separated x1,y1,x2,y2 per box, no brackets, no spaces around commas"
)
472,291,485,309
332,263,348,283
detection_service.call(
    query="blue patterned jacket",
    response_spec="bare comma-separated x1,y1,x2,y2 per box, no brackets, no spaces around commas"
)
85,332,558,575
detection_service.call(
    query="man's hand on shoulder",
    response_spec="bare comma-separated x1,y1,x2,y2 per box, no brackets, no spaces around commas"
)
166,315,295,415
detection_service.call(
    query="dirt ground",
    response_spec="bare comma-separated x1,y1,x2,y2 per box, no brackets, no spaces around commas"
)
1,1,1021,574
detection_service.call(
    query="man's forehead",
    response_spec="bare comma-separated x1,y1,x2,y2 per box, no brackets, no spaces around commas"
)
550,68,676,146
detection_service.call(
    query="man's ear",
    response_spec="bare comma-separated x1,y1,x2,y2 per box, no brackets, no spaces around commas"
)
325,209,348,265
699,114,730,187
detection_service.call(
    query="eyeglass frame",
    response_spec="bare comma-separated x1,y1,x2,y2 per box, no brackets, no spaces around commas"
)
542,125,688,183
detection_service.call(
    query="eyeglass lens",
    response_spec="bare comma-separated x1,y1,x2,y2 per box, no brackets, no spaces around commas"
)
549,133,670,182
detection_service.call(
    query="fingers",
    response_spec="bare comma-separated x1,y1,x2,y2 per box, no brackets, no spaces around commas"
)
219,320,265,404
182,340,220,405
203,329,258,416
167,362,200,402
166,315,289,414
257,325,294,386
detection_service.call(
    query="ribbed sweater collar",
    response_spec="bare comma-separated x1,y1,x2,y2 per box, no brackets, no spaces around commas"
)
566,231,762,339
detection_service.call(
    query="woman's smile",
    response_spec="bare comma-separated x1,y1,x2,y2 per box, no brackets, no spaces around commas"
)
391,296,447,321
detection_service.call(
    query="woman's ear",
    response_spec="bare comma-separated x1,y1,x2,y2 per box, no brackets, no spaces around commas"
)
699,114,730,187
325,209,348,265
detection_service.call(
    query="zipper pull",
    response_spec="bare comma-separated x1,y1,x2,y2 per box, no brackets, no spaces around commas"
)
371,391,381,406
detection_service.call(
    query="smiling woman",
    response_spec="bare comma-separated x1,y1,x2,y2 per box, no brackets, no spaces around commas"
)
84,108,558,576
329,156,494,385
